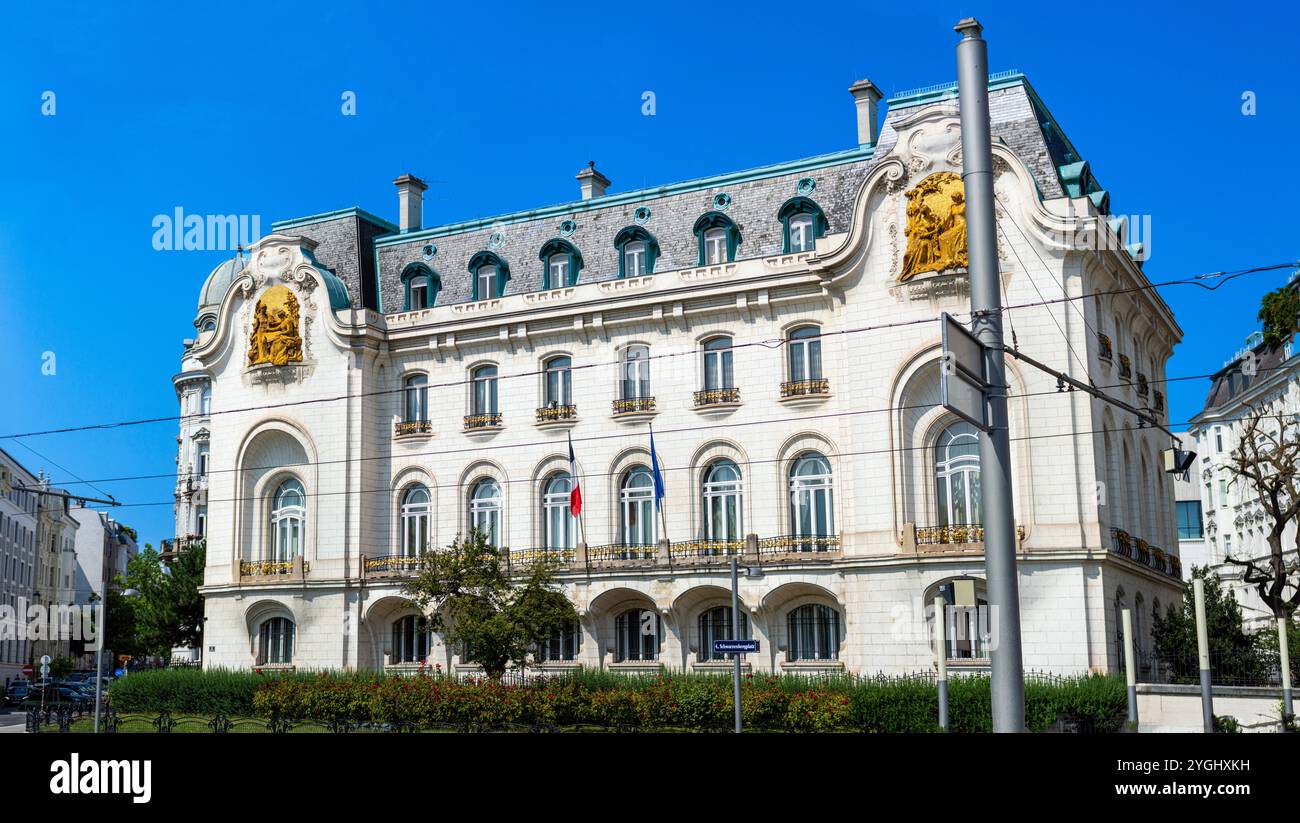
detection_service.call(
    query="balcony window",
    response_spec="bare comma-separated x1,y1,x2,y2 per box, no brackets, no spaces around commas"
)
258,617,295,665
698,606,749,662
470,479,502,549
788,326,823,382
401,484,431,557
935,421,981,528
404,374,429,423
621,466,657,546
787,604,839,661
614,226,659,278
195,506,207,538
615,608,661,662
542,473,577,551
472,365,498,416
702,460,742,542
702,336,734,391
621,345,651,400
788,453,834,546
270,478,305,563
391,615,429,664
544,356,572,407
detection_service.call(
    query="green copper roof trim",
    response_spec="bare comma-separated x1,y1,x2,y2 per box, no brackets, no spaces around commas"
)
272,207,399,234
371,145,874,248
299,245,354,312
885,69,1026,109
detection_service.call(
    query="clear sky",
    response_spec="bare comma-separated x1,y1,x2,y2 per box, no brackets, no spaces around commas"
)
1,0,1296,548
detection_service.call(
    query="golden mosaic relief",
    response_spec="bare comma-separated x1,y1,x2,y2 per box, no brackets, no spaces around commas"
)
247,285,303,366
900,171,968,282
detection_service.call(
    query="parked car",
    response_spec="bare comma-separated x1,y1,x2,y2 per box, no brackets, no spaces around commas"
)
21,685,92,708
4,683,30,706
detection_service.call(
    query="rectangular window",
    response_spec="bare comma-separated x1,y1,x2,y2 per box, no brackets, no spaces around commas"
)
197,444,210,477
704,229,727,264
789,214,814,252
624,242,646,277
1218,479,1229,506
548,257,569,288
476,266,497,300
1176,500,1204,540
1215,427,1223,453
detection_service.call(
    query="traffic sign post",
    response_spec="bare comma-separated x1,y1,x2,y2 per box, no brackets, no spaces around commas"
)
939,312,989,431
20,663,33,679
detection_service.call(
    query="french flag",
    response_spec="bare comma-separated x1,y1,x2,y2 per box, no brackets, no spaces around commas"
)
567,433,582,516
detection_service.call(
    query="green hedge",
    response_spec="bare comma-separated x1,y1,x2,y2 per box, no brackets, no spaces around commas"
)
110,669,1125,732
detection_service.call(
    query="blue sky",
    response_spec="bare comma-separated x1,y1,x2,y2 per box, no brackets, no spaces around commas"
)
1,0,1296,547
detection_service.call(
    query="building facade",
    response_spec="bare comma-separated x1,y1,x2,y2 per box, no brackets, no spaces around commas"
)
177,72,1183,676
0,450,40,685
1187,318,1300,628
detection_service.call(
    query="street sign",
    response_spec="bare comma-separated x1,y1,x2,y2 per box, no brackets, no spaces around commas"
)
39,654,51,666
940,313,989,431
114,669,125,678
20,663,33,678
713,639,760,654
40,665,50,677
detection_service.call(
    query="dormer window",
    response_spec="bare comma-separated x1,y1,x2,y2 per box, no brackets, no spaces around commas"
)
401,264,440,311
692,212,740,265
468,251,510,301
615,226,659,278
539,239,583,289
778,197,828,253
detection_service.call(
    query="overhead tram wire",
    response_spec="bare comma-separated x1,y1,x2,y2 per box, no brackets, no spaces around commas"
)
3,258,1295,443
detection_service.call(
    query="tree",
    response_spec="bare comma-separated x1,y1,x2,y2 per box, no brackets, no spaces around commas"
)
403,531,576,678
1257,284,1299,349
120,542,206,660
1222,409,1300,619
1153,567,1265,683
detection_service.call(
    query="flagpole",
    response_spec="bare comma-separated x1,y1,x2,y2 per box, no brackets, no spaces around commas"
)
650,422,669,546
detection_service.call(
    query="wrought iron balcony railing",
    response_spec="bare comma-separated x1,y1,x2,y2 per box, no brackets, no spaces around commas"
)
1118,354,1132,379
394,419,433,437
612,397,656,415
916,523,984,545
508,547,575,566
464,413,503,431
693,387,741,407
1108,527,1180,578
1153,391,1165,412
780,378,830,398
364,554,424,575
669,539,744,560
535,404,578,423
240,559,307,577
757,533,840,556
587,543,658,563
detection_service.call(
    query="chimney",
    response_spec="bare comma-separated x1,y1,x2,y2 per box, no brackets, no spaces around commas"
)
848,78,884,147
393,174,427,232
575,161,610,200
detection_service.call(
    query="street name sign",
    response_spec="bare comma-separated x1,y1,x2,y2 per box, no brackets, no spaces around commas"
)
713,639,760,654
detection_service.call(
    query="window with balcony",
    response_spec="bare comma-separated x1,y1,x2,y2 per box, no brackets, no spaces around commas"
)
544,356,572,407
702,460,742,542
469,479,502,549
258,617,295,665
620,466,657,546
401,485,431,556
786,604,839,661
778,197,827,253
693,212,740,265
788,326,822,382
619,345,651,403
542,473,577,551
404,374,428,423
615,608,661,662
702,336,733,390
697,606,749,662
788,453,833,547
471,365,499,416
539,238,582,289
270,478,305,563
935,421,981,528
391,615,429,664
614,226,659,278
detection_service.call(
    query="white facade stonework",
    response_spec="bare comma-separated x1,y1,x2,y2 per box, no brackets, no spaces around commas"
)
176,75,1184,675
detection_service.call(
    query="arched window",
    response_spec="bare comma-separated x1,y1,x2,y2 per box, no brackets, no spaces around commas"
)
400,485,431,557
538,621,580,662
621,345,651,400
403,374,428,423
615,608,661,662
270,478,305,563
621,466,657,547
199,315,217,334
258,617,295,665
542,472,577,550
693,212,741,265
788,325,823,382
926,577,990,659
539,238,583,289
702,460,742,542
778,197,828,253
468,251,510,300
787,604,840,661
698,606,749,661
614,226,659,278
702,336,734,390
401,264,440,310
391,615,429,664
935,421,981,527
471,365,498,415
544,356,572,407
470,479,502,548
789,453,834,548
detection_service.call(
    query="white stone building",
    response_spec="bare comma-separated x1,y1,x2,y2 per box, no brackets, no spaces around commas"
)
176,72,1183,676
0,449,40,685
1187,319,1300,628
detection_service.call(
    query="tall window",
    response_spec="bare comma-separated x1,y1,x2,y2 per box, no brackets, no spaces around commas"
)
469,251,509,300
787,604,839,661
702,460,742,542
693,212,740,265
199,387,211,416
929,578,989,659
538,621,580,662
542,473,577,550
704,228,728,264
404,374,428,422
621,345,651,399
1176,500,1204,539
196,443,210,477
477,265,497,300
702,336,734,390
470,479,502,548
698,606,749,661
391,615,429,664
778,197,828,253
540,239,582,289
615,226,659,278
401,485,431,556
472,365,498,415
621,466,657,546
615,608,661,662
259,617,295,665
195,506,207,537
270,478,305,562
789,454,834,546
788,326,823,382
544,356,572,406
935,422,981,527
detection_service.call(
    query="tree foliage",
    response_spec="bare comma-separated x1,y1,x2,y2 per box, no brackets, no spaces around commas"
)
1257,285,1300,349
1152,567,1268,682
403,531,576,678
105,542,206,661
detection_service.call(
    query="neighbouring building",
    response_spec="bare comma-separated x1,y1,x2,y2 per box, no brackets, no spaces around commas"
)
0,449,40,686
1187,306,1300,628
31,473,81,663
1173,434,1208,570
174,69,1184,676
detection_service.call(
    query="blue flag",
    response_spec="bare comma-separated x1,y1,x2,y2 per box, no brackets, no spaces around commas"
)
650,429,665,510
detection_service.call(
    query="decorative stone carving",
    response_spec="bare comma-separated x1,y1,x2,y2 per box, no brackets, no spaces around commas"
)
247,285,303,367
900,171,968,282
